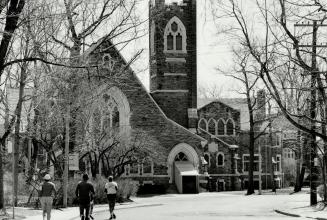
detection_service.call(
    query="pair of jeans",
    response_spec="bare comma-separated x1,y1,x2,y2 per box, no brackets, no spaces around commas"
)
40,197,53,220
107,194,116,214
79,203,91,220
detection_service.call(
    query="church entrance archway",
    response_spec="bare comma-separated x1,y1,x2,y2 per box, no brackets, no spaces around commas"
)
167,143,199,193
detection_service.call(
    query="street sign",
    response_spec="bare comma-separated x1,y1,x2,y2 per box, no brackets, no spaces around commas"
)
69,153,79,171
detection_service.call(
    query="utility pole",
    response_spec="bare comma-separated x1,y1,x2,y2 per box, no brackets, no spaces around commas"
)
309,21,318,206
294,20,326,206
63,104,70,208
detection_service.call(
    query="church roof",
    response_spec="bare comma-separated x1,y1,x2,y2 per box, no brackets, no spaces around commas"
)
82,36,205,142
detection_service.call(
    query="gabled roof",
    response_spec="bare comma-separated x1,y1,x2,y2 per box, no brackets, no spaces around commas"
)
82,36,205,142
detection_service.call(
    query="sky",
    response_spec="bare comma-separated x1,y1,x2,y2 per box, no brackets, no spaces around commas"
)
121,0,242,97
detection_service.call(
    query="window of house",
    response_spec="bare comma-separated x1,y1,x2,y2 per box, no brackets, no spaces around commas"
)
217,152,224,167
217,179,225,191
276,154,281,172
208,119,216,135
125,165,130,176
164,16,187,53
226,119,234,135
217,119,225,135
130,163,139,175
142,158,153,175
198,118,207,131
175,152,188,161
204,153,210,167
243,154,260,172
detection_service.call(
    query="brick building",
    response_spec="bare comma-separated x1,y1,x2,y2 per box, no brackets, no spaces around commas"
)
197,92,298,191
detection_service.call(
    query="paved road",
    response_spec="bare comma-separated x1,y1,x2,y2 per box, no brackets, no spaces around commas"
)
74,192,308,220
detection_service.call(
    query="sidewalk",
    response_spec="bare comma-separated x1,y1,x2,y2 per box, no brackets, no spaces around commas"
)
275,203,327,220
2,197,153,220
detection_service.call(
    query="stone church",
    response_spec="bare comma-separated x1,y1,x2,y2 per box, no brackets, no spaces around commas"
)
80,0,206,194
80,0,286,193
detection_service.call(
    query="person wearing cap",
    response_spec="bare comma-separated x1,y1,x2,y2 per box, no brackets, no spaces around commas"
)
39,174,56,220
75,174,95,220
104,176,118,219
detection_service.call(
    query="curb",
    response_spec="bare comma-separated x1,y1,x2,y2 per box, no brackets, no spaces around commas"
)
274,210,300,218
274,209,327,220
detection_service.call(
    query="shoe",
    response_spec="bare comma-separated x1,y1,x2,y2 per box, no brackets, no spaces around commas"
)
113,213,116,219
90,215,94,220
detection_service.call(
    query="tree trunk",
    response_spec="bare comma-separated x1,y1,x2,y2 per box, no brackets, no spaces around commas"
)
0,143,4,209
13,61,28,206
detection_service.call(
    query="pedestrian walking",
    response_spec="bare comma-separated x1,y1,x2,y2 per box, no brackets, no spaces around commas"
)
105,176,118,219
75,174,95,220
39,174,56,220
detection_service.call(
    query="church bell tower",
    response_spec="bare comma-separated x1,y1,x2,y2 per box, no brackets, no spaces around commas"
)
149,0,197,131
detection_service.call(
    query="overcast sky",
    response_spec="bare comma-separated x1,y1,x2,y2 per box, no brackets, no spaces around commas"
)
121,0,242,97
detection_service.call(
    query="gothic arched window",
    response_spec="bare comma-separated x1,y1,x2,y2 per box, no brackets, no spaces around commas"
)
217,152,224,167
167,33,174,50
217,119,225,135
93,108,101,134
198,118,207,131
176,33,183,50
204,153,210,167
226,119,235,135
164,16,187,53
208,118,216,135
112,106,119,128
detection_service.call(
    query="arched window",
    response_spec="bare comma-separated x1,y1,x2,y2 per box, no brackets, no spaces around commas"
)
204,153,210,167
226,119,235,135
93,108,101,135
217,119,225,135
176,33,183,50
112,106,119,128
167,33,174,50
208,118,216,135
198,118,207,131
90,87,131,138
175,152,188,161
164,16,187,53
217,152,224,167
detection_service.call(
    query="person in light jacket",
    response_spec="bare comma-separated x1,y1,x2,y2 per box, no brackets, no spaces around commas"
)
39,174,56,220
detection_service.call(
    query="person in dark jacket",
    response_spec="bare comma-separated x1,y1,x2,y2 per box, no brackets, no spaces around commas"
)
75,174,95,220
39,174,56,220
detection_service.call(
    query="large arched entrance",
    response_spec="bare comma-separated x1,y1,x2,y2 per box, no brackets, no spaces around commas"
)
167,143,199,193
